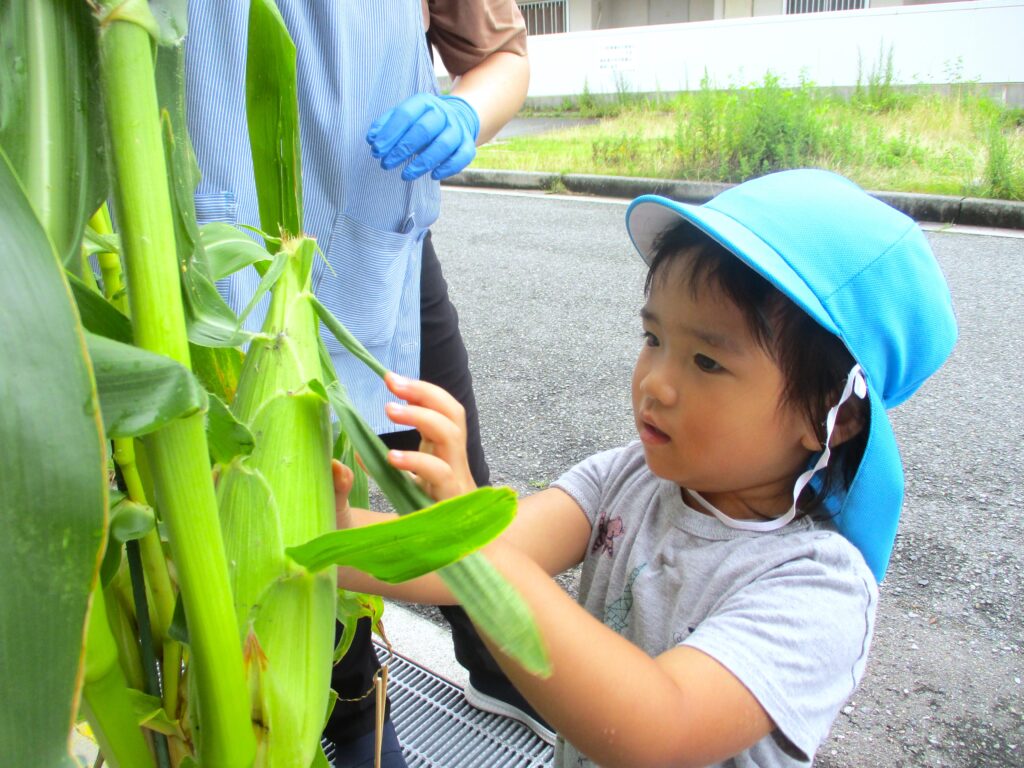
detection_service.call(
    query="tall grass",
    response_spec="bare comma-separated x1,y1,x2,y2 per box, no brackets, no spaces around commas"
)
485,74,1024,200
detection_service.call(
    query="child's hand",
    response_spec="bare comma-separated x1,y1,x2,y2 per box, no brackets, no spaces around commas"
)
384,372,477,502
331,459,355,531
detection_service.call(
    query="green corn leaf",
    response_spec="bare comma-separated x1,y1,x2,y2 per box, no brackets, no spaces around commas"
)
189,342,244,405
440,557,552,677
216,459,285,635
149,0,187,45
99,539,123,589
155,44,251,349
249,572,335,768
239,249,290,324
286,487,516,580
246,0,302,242
312,296,388,380
68,270,133,344
110,497,156,543
168,597,189,646
0,150,108,767
0,0,107,272
322,380,433,515
127,689,185,739
334,591,383,663
82,226,121,257
207,394,255,465
333,429,369,510
87,332,208,438
200,221,272,280
82,588,157,768
320,366,550,675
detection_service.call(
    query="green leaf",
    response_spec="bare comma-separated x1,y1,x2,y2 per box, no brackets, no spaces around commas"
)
0,0,107,272
0,149,107,766
312,296,388,381
126,689,185,739
67,270,133,344
246,0,303,242
322,381,433,516
333,429,369,510
155,44,252,348
440,556,552,677
334,591,383,663
286,487,517,580
149,0,187,45
87,332,208,438
320,378,551,676
168,596,189,646
200,221,271,280
82,226,120,257
216,460,285,635
189,342,244,405
110,498,156,543
207,394,255,465
239,249,290,324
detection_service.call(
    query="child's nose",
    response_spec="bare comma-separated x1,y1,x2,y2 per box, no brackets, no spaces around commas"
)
641,364,677,407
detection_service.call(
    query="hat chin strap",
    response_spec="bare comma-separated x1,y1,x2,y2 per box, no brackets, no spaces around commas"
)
688,364,867,533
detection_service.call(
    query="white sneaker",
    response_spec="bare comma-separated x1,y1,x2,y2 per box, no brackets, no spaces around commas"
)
463,679,557,746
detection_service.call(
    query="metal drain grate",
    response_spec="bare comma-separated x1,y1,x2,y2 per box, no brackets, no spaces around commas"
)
325,643,554,767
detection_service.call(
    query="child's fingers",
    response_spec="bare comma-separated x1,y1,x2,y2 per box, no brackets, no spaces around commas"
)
385,401,462,449
332,459,355,526
388,449,472,500
386,372,466,429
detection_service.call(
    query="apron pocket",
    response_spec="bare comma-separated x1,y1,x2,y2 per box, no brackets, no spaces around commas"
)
318,212,420,351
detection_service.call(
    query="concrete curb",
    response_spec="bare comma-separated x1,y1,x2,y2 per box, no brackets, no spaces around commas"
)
444,169,1024,230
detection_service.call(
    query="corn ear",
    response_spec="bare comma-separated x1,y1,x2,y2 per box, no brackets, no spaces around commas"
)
217,235,336,767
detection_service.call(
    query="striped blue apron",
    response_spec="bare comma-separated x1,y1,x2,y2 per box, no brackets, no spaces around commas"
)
185,1,440,434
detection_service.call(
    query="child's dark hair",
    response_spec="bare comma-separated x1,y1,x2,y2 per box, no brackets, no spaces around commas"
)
646,222,869,516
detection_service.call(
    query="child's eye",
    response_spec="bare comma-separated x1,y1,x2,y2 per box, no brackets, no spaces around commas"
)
642,331,659,347
694,353,723,372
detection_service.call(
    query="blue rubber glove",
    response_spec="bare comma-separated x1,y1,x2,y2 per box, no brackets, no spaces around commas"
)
366,93,480,182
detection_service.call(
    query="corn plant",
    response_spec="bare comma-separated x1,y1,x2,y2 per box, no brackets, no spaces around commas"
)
0,2,547,767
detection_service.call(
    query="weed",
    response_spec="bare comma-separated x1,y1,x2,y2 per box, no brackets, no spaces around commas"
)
485,65,1024,201
986,120,1024,199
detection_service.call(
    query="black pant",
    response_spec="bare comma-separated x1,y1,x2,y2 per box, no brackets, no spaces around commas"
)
325,231,505,744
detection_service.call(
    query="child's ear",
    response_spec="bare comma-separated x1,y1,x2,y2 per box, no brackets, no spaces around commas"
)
799,400,867,452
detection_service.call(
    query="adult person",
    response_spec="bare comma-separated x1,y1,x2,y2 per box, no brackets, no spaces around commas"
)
184,2,534,766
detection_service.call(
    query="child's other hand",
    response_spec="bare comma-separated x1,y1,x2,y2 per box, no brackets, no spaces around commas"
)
331,459,354,531
384,372,477,502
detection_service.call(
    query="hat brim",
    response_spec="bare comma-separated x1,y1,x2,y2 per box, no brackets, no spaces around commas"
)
626,194,901,581
626,196,839,336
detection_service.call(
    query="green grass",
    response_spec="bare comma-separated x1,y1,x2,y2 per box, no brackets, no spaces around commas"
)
481,75,1024,201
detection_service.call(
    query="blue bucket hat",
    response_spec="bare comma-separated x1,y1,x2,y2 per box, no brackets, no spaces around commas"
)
625,169,957,582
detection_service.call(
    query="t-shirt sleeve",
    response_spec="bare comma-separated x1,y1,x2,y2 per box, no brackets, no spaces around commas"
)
551,444,643,528
683,549,877,762
426,0,528,77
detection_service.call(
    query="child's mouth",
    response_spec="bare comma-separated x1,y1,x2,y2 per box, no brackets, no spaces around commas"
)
639,420,670,445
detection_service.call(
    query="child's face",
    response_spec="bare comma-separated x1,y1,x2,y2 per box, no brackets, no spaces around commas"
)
631,260,822,520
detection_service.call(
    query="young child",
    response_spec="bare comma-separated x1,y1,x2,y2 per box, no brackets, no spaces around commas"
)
334,169,958,767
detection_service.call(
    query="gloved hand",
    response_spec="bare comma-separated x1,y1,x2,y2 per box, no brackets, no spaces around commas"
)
366,93,480,182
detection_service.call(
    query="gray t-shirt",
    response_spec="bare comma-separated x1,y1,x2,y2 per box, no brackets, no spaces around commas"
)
551,441,877,767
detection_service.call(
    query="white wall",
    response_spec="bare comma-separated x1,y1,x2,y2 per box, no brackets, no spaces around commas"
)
446,0,1023,99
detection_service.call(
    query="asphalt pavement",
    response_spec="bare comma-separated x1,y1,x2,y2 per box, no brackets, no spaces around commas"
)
399,186,1024,767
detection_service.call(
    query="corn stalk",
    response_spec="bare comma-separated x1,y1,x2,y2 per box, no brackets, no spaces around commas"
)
0,1,548,766
95,1,255,764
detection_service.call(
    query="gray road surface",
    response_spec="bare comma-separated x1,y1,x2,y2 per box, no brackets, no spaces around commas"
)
426,187,1024,767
